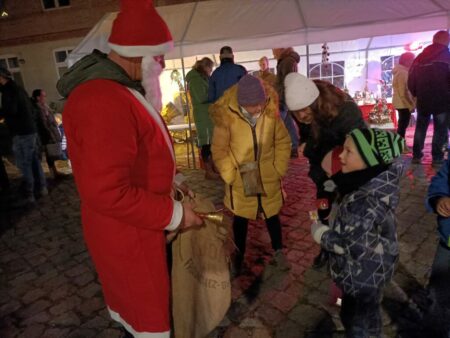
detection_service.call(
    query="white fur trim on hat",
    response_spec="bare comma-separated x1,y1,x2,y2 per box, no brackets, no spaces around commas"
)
108,41,174,58
284,73,320,111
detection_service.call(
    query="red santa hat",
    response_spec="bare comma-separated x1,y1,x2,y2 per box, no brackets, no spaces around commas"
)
108,0,173,57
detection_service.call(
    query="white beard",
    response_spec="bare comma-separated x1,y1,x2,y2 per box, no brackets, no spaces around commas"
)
141,56,163,112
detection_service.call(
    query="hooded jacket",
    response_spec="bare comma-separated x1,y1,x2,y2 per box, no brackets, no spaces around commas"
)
427,160,450,248
321,160,404,296
57,50,180,336
185,68,214,146
0,80,36,136
275,49,300,104
210,83,291,220
408,43,450,114
392,64,415,111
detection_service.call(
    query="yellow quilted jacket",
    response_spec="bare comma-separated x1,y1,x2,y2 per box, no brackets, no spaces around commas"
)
210,83,291,220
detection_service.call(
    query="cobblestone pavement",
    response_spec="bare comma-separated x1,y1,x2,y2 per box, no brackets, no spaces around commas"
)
0,128,444,338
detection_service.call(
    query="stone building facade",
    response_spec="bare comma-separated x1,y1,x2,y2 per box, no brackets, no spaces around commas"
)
0,0,204,107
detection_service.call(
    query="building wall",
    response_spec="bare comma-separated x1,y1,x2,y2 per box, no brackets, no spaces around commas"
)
0,0,208,108
0,37,82,107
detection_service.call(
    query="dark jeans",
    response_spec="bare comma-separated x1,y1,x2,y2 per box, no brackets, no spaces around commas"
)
0,157,9,190
200,144,212,162
396,108,411,138
413,113,449,161
233,214,282,259
12,133,46,196
340,289,382,338
429,243,450,304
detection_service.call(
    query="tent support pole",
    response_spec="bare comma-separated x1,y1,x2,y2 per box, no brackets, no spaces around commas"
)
365,37,373,88
306,44,310,77
180,52,196,169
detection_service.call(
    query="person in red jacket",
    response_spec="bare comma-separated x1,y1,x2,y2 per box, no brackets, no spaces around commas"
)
57,1,202,337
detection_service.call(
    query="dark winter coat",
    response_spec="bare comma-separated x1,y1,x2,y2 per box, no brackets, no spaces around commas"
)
408,43,450,115
0,80,36,136
33,102,61,145
427,160,450,247
207,59,246,103
321,160,404,296
275,49,300,104
303,100,366,187
186,68,213,146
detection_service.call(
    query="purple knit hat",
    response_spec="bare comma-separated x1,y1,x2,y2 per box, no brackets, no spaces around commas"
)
237,74,266,106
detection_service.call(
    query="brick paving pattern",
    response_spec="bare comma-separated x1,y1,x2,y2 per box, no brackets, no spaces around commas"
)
0,127,445,337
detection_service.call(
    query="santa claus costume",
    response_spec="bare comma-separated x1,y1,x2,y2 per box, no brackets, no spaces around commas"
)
57,1,181,337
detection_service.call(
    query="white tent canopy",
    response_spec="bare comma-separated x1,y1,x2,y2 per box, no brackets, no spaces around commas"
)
68,0,450,65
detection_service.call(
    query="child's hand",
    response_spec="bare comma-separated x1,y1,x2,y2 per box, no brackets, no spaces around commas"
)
311,221,330,244
437,197,450,217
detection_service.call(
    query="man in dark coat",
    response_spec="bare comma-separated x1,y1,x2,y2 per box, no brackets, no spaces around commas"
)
0,67,47,203
408,30,450,167
208,46,247,103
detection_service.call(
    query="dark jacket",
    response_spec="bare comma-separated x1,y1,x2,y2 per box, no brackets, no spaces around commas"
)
322,160,404,296
207,59,246,103
408,43,450,115
275,49,300,104
427,159,450,247
0,80,36,136
33,102,61,145
304,100,366,186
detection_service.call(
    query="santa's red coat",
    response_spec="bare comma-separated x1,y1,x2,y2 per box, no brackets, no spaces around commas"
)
63,79,181,337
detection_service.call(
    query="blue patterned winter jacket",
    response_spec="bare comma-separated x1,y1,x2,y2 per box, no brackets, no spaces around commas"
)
426,160,450,247
321,160,404,296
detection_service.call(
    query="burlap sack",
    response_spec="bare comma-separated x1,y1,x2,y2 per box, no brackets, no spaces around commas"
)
171,195,232,338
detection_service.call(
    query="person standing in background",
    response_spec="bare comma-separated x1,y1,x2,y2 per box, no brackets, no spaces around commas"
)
392,52,416,146
186,57,219,179
31,89,65,179
273,47,300,158
208,46,247,103
0,67,47,204
257,56,277,88
408,30,450,168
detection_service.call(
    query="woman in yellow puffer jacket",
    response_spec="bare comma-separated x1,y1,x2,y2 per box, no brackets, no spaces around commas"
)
210,74,291,275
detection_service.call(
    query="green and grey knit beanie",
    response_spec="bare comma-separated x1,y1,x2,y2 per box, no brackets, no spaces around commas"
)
349,128,405,167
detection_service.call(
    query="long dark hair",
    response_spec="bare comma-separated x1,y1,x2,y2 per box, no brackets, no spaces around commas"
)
193,57,214,78
31,89,42,103
310,80,348,140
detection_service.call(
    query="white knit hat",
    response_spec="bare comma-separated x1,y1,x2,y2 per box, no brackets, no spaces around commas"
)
284,73,320,111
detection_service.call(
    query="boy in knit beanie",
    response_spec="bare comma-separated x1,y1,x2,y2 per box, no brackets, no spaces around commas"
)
311,127,405,337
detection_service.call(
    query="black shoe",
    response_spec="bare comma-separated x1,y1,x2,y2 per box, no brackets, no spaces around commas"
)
290,149,299,159
411,157,422,164
432,160,443,169
312,250,328,269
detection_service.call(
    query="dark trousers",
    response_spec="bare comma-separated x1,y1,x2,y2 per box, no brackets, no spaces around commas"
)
200,144,212,162
396,108,411,138
340,290,382,338
413,113,449,161
0,157,9,190
233,214,282,259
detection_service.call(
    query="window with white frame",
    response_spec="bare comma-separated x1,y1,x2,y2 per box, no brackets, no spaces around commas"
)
53,48,72,78
0,55,24,87
309,61,345,89
380,55,400,98
42,0,70,10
